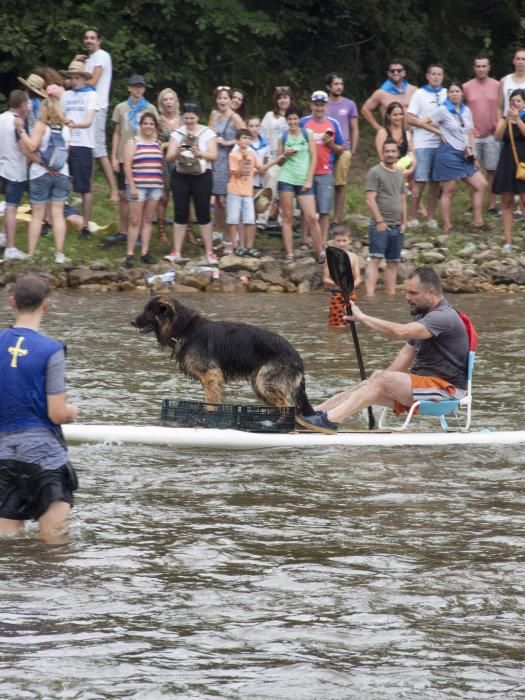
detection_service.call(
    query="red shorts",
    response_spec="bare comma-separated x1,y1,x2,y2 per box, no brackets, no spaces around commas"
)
393,374,462,415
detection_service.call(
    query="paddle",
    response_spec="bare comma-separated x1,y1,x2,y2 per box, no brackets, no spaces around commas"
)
326,246,375,429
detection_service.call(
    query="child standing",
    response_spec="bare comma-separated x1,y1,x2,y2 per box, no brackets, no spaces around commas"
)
323,224,361,326
226,128,263,257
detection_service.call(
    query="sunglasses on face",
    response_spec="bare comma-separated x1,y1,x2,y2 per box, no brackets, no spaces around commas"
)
216,86,231,91
389,68,404,73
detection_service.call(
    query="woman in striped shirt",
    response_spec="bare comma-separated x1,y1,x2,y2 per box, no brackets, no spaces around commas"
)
123,111,164,267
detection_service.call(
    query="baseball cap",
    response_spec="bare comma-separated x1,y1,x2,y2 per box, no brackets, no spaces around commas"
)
128,74,146,86
310,90,328,102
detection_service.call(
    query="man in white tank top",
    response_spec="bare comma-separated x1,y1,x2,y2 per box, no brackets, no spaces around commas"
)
499,49,525,115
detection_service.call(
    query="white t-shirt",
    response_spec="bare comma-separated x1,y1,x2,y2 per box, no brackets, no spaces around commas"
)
408,87,447,148
85,49,112,109
61,89,98,148
29,125,71,179
170,126,216,172
0,110,27,182
501,74,525,114
260,111,287,159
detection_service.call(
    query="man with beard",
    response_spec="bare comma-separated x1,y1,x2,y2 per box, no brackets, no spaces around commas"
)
361,59,418,132
296,267,469,434
325,72,359,226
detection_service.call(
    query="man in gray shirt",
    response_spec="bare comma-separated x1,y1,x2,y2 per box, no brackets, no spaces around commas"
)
365,139,407,295
296,267,469,433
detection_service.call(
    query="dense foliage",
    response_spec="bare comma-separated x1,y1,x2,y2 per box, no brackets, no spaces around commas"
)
1,0,525,113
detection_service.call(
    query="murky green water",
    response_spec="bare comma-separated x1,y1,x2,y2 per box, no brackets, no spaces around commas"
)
1,290,524,698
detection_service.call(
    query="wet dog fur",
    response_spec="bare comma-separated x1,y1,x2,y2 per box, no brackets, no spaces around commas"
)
132,296,314,414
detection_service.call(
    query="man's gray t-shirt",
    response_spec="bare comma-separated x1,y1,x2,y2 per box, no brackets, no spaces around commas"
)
409,299,469,388
365,163,406,227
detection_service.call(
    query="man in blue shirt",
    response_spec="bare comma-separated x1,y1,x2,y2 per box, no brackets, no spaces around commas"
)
0,275,79,541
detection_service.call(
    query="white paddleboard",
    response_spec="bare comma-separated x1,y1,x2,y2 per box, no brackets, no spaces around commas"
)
62,424,525,450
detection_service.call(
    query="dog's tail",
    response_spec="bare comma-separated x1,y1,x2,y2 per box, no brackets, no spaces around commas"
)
294,378,314,416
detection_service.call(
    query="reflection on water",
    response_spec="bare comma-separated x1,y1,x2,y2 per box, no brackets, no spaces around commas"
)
1,291,524,697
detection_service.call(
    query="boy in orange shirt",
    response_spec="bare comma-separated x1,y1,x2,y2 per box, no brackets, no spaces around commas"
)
226,128,262,257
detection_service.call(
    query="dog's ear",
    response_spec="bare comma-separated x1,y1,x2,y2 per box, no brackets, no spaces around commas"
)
155,297,175,320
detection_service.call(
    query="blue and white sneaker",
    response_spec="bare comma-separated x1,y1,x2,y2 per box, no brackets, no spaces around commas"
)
295,411,339,434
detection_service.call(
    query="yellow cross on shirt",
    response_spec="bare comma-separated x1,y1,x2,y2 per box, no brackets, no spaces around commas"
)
8,336,28,367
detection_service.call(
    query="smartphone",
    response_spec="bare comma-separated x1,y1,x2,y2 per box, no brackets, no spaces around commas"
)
325,129,334,138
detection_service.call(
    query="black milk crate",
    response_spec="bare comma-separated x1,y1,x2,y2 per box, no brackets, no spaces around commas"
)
161,399,295,432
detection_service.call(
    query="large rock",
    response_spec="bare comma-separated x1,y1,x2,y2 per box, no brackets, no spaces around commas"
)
219,254,262,272
285,258,318,284
67,268,120,287
255,268,286,286
421,250,446,264
247,279,269,293
180,272,212,290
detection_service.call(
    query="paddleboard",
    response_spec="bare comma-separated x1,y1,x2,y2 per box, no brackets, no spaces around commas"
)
62,424,525,450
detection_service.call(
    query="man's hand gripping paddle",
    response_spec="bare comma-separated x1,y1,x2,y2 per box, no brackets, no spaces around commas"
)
326,246,376,429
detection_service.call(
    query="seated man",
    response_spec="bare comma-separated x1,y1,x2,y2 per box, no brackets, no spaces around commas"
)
296,267,469,433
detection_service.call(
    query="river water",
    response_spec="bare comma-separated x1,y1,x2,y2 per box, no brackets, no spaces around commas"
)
1,290,524,698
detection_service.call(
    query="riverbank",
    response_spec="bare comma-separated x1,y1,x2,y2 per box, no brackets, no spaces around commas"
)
2,210,525,294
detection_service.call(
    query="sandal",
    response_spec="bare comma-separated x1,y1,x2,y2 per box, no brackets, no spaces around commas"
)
284,253,295,263
471,222,496,231
246,248,263,258
234,246,248,256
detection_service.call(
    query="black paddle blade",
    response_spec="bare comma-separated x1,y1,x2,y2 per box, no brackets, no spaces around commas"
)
326,246,354,300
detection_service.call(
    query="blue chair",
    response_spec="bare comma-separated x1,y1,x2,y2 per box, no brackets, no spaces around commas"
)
378,349,476,432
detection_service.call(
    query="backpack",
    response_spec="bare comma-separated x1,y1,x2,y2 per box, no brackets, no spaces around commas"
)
281,127,309,148
41,126,68,171
174,129,205,175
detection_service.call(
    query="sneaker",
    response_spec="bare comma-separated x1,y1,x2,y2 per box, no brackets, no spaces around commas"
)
124,254,135,268
164,251,181,263
488,207,501,218
140,252,156,264
104,232,127,245
317,251,327,264
407,218,420,228
3,247,29,260
295,411,339,435
427,219,439,230
54,251,67,264
284,253,295,263
41,222,52,237
0,232,6,247
206,252,218,264
80,226,90,240
502,243,513,253
513,210,524,220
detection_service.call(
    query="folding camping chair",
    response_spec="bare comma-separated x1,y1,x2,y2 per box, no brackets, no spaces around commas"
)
378,311,478,433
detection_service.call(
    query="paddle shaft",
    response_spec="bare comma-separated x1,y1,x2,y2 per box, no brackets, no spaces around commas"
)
343,295,376,429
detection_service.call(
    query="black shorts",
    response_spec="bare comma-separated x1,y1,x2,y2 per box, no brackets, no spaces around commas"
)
117,163,126,192
69,146,94,194
0,459,78,521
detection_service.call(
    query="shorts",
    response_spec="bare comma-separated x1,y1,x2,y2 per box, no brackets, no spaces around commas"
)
1,178,26,206
393,374,466,415
69,146,94,193
313,173,334,214
226,193,255,225
333,150,352,186
368,224,404,262
414,147,438,182
126,185,163,203
278,181,314,197
29,173,71,204
0,460,77,521
93,108,108,159
474,135,500,172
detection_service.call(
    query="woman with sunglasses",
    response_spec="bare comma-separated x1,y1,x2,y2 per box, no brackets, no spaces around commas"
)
492,88,525,252
209,87,244,236
428,82,491,234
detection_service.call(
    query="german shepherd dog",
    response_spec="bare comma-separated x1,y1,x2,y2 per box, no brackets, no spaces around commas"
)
132,296,314,415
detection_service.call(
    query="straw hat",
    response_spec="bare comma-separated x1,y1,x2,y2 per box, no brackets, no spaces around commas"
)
60,60,92,79
253,187,273,214
17,73,47,99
